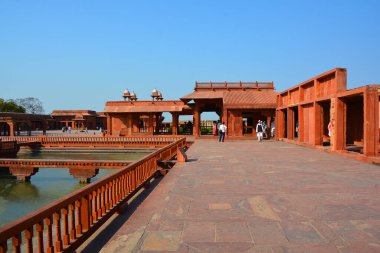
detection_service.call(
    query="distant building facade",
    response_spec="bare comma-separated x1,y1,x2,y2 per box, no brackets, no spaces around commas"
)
50,110,106,130
0,112,52,136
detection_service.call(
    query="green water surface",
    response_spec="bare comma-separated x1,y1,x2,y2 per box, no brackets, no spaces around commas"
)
0,149,149,228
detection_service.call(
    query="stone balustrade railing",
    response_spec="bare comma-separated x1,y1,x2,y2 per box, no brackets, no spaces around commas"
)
0,137,186,253
0,136,184,147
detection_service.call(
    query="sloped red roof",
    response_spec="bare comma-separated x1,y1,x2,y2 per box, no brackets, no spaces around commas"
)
181,90,277,108
224,90,277,108
181,91,224,102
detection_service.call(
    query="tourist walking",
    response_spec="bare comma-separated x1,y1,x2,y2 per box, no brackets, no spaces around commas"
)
256,120,263,142
271,120,275,138
262,121,267,139
218,122,227,142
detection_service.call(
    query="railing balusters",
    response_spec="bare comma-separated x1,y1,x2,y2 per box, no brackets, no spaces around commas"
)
25,227,33,253
105,183,110,210
0,242,7,253
45,216,53,253
88,194,93,226
101,186,106,215
97,188,102,219
80,196,90,232
69,204,76,241
12,233,21,253
92,191,98,222
36,221,44,253
62,207,70,246
75,200,82,235
54,212,63,252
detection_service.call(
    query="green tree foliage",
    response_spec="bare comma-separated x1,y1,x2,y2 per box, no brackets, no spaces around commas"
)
0,98,26,113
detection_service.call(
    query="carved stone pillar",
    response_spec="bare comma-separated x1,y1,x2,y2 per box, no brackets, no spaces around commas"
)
7,121,15,136
148,113,154,135
193,105,200,137
363,88,379,156
107,115,112,136
171,112,179,135
330,97,346,151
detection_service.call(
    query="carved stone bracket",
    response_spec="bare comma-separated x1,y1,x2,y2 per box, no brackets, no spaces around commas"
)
69,167,99,183
8,166,39,181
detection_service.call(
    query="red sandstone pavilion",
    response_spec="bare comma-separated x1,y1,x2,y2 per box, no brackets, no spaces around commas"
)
105,82,277,137
104,67,380,158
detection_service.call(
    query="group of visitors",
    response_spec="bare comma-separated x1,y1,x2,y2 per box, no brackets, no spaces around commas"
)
62,126,72,133
213,119,274,142
256,120,275,142
212,120,227,142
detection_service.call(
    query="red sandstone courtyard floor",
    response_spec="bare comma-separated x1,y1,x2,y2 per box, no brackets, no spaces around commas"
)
80,140,380,253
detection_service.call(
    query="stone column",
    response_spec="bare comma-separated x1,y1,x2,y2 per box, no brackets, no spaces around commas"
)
363,89,379,156
127,113,132,136
298,105,304,142
148,113,154,135
8,121,15,136
155,113,161,134
107,115,112,135
222,107,228,137
193,105,200,137
331,97,346,151
287,108,294,140
275,110,284,139
132,114,139,134
171,112,179,135
314,102,323,145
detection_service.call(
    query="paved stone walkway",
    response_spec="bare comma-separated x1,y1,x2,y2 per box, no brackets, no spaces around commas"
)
85,140,380,253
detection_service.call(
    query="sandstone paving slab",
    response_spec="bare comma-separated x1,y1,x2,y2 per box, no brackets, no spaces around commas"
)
248,221,288,245
140,231,182,251
281,222,327,244
215,221,252,242
87,139,380,252
182,221,215,242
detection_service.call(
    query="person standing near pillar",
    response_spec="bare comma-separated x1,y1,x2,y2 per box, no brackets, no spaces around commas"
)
212,121,217,136
328,121,332,137
218,122,227,142
256,120,264,142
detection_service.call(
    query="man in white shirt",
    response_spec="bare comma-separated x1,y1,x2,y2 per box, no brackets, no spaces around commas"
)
218,122,227,142
256,120,263,142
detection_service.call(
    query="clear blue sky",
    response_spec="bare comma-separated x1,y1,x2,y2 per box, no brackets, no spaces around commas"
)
1,0,379,114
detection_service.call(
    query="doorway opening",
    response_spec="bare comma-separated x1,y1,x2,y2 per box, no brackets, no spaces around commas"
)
319,100,331,146
200,112,219,136
290,106,299,140
178,115,193,135
345,96,364,153
281,109,287,138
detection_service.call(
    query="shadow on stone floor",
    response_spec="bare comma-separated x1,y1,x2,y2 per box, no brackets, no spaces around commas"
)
79,175,164,253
